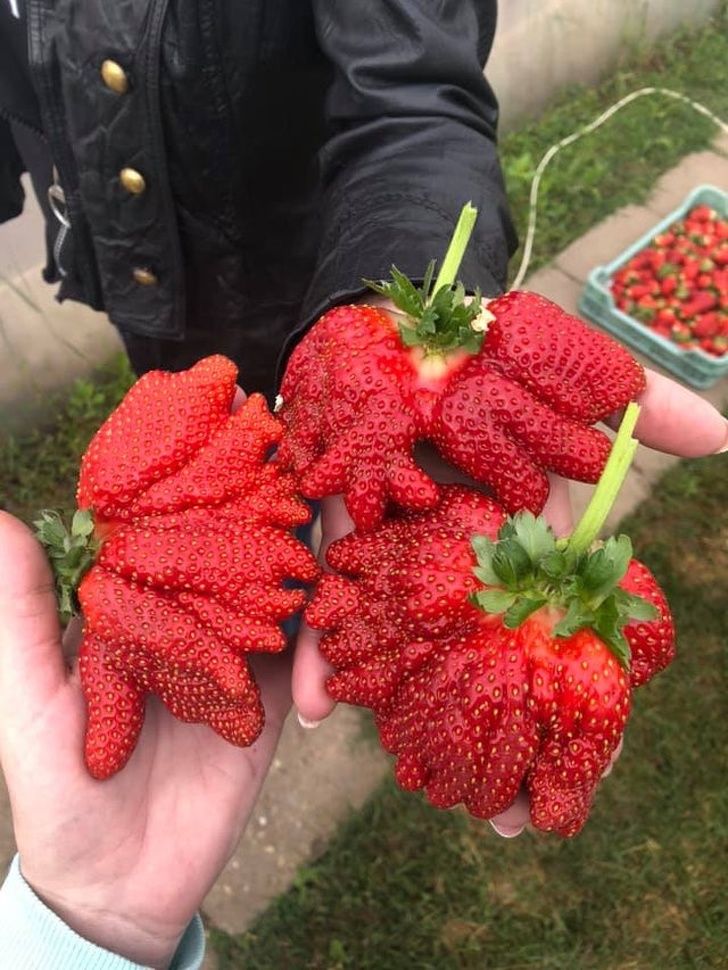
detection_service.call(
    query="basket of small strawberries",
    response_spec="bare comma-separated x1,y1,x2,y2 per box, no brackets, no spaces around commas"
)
579,184,728,389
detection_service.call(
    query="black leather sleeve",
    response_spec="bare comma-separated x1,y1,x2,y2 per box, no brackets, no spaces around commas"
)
298,0,517,330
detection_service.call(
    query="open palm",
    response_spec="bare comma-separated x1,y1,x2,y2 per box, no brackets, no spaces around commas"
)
0,512,292,968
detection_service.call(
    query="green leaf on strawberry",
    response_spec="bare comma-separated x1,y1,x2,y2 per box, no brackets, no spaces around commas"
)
469,403,658,666
365,203,485,356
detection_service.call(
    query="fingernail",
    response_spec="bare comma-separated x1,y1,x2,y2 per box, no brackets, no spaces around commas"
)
489,820,525,839
297,712,322,730
601,762,614,779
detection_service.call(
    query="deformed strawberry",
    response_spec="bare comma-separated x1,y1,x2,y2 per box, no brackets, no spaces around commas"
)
36,356,318,779
306,405,675,836
279,204,645,531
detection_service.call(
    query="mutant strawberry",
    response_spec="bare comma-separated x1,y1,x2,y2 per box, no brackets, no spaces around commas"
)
306,404,675,836
35,356,318,779
279,203,645,531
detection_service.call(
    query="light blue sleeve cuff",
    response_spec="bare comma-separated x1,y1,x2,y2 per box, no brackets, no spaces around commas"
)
0,855,205,970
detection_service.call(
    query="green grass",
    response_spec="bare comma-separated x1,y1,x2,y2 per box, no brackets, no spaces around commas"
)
0,354,133,521
210,450,728,970
501,9,728,279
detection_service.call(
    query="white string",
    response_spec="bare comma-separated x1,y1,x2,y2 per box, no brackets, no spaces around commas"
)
511,86,728,289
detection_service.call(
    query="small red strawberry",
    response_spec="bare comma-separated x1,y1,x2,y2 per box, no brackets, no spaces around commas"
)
306,405,675,836
692,313,720,339
280,205,644,531
36,356,319,779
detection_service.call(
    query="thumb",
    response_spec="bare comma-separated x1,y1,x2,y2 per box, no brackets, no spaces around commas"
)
0,512,67,716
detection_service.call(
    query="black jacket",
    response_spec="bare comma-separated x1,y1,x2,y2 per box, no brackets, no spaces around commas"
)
0,0,516,396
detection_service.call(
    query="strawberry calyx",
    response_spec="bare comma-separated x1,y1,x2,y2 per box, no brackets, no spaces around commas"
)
470,402,658,666
34,508,99,623
364,202,489,356
470,516,655,667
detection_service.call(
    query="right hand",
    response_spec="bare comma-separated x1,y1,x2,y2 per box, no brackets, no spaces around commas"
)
292,369,728,833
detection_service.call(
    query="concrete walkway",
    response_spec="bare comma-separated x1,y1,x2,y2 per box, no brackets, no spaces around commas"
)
0,140,726,962
0,176,122,435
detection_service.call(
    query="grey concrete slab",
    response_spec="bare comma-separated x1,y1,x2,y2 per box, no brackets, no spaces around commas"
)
554,205,662,285
0,266,122,435
0,176,46,279
713,130,728,158
646,150,728,216
202,705,388,934
521,265,583,308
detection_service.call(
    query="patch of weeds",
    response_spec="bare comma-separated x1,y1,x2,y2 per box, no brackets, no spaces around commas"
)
0,353,133,522
501,10,728,279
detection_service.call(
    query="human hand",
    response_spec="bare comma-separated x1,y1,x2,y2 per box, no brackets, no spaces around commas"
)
0,433,293,968
292,367,728,833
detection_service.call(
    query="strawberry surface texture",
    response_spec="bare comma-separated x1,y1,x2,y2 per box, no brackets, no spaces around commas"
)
66,356,318,779
279,291,646,531
305,485,675,836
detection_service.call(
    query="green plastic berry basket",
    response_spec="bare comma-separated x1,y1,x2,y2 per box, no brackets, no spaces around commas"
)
578,184,728,389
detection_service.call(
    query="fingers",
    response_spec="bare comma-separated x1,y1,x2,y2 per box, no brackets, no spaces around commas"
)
61,615,84,666
231,385,247,413
0,512,67,717
541,473,573,538
292,495,354,725
489,788,529,838
292,620,336,726
606,369,728,456
601,737,624,778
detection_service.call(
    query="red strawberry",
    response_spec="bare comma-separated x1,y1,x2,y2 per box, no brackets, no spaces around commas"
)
705,335,728,357
692,313,720,339
690,205,717,223
307,484,673,836
279,206,644,531
306,407,675,836
36,356,318,779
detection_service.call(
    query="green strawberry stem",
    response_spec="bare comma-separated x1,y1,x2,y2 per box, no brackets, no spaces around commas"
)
34,508,99,624
363,202,485,356
432,201,479,294
470,401,657,667
566,402,641,557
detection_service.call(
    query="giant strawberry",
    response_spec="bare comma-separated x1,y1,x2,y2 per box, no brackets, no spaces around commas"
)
306,405,675,836
36,356,318,779
279,204,645,531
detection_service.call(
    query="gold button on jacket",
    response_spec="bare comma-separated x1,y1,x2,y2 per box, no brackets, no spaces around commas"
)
132,267,158,286
120,168,146,195
100,60,129,95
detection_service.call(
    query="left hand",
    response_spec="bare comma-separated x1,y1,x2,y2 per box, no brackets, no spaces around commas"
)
0,499,292,962
292,367,728,834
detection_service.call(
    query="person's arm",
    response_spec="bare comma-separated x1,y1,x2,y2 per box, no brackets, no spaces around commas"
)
294,0,516,337
0,391,293,969
0,858,204,970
